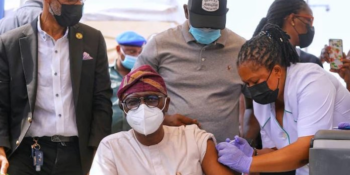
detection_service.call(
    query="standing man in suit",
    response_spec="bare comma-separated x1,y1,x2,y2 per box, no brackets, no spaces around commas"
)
0,0,112,175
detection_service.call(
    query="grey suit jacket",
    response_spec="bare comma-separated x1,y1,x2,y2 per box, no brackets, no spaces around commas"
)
0,0,43,35
0,19,112,174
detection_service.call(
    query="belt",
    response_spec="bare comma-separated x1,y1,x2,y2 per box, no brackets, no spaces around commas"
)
36,135,78,143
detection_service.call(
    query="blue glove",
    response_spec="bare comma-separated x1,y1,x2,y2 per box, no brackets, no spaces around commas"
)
216,142,252,173
232,136,254,157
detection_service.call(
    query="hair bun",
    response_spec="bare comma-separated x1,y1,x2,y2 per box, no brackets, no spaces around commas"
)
252,18,268,37
260,23,291,45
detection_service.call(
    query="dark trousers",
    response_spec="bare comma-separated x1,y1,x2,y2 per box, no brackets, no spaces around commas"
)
8,137,83,175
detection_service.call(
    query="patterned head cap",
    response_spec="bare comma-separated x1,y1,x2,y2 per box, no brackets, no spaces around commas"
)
117,65,167,100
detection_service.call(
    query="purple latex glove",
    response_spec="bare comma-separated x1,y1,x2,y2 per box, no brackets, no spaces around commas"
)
232,136,254,157
338,122,350,130
216,142,252,173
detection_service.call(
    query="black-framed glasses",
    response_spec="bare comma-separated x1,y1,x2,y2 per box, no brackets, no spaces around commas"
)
122,95,166,110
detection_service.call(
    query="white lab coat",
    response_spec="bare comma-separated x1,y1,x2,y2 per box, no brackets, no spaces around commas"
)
254,63,350,175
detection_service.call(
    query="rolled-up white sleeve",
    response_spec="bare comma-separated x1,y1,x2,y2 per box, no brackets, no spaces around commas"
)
297,75,335,137
90,140,118,175
189,125,216,163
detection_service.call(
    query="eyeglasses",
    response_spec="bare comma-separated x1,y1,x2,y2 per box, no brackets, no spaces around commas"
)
294,14,314,26
122,95,166,110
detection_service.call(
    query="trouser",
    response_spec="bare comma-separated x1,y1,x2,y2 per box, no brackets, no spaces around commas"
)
8,136,83,175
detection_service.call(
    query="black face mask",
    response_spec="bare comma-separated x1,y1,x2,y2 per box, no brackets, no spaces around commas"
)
293,20,315,48
51,3,84,27
242,71,280,105
298,24,315,48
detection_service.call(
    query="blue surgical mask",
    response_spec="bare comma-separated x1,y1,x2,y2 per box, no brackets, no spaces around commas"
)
189,26,221,45
120,49,137,70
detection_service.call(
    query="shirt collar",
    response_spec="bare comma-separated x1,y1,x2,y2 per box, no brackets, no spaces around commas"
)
181,20,228,46
37,15,69,41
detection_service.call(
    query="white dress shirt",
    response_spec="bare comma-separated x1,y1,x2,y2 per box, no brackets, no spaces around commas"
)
90,125,215,175
255,63,350,175
26,18,78,137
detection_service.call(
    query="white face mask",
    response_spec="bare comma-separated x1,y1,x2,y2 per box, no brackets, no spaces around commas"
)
126,103,166,136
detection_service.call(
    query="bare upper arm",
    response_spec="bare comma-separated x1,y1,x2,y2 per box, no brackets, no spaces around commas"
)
201,140,238,175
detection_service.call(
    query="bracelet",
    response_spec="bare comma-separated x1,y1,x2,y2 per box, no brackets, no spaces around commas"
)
253,148,258,156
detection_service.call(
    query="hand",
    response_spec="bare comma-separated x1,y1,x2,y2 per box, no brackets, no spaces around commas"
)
330,59,350,85
338,122,350,129
0,147,9,175
163,114,200,127
320,45,332,63
231,136,254,157
216,142,252,173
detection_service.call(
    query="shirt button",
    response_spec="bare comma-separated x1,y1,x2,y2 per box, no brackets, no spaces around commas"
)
28,117,32,123
55,50,58,53
202,58,205,61
16,140,20,145
54,73,58,76
56,94,59,97
58,114,62,117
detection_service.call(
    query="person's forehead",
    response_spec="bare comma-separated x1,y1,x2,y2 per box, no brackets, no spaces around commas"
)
298,6,313,16
239,62,268,80
122,91,162,99
121,45,142,50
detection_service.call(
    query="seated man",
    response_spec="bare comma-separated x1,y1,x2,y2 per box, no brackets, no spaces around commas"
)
90,65,235,175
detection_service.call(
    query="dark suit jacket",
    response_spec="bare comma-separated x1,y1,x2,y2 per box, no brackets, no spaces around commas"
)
300,50,323,68
0,19,112,174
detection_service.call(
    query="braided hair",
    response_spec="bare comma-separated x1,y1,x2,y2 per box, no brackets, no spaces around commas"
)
253,0,309,37
238,24,299,71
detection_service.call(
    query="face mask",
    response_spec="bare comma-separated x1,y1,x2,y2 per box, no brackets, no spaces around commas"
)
120,49,137,70
292,21,315,48
298,25,315,48
50,3,84,27
246,71,279,105
189,26,221,45
126,102,166,136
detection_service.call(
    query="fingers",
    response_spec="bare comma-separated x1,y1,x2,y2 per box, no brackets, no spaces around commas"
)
321,45,331,63
192,119,201,128
234,135,245,145
0,159,9,175
176,114,195,125
0,148,8,175
330,68,339,73
164,114,202,127
216,142,230,151
338,122,350,128
342,59,350,69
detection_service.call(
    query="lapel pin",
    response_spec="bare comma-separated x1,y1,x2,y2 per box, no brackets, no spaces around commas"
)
76,33,83,40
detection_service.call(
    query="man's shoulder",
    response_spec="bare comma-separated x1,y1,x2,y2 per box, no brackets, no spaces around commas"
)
223,28,246,45
164,125,208,136
0,23,33,41
75,23,102,37
101,130,134,144
152,24,183,42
